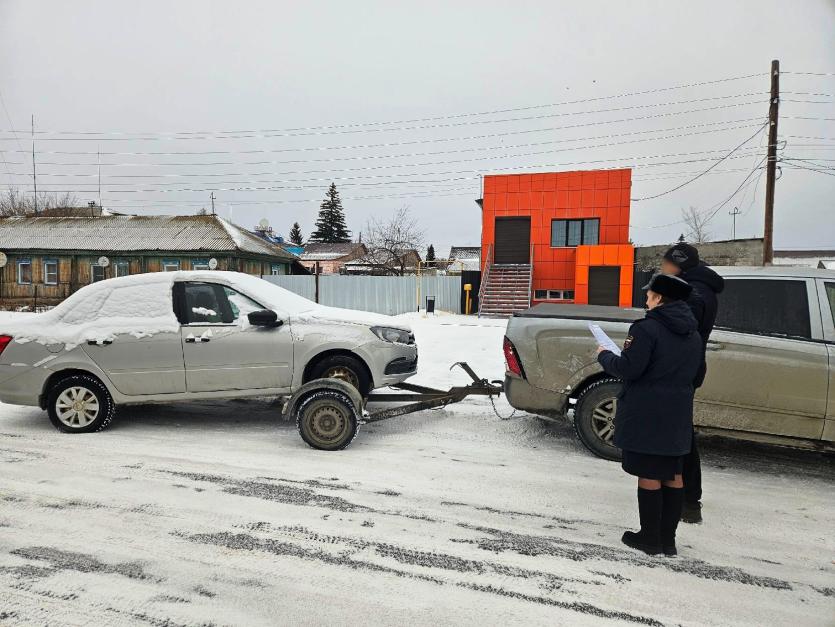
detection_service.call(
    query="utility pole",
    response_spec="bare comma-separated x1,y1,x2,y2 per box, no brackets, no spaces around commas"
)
31,114,37,215
763,59,779,265
729,206,740,240
210,192,216,216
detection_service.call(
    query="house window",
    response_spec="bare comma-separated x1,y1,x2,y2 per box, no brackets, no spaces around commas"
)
162,259,180,272
91,264,106,283
191,258,210,271
113,260,130,278
270,263,285,275
534,289,576,301
44,260,59,285
17,259,32,285
551,219,600,247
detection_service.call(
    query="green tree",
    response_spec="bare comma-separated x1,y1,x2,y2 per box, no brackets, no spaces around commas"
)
289,222,304,245
308,183,351,243
426,244,436,267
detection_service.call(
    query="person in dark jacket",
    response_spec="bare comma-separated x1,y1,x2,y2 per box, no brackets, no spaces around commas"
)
661,243,725,523
597,273,702,556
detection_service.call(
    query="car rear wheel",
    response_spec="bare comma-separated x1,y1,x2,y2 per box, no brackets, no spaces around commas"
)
47,374,116,433
308,355,371,396
295,390,360,451
574,378,622,461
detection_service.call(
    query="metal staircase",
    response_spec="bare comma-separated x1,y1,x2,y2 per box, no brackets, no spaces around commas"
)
478,245,533,318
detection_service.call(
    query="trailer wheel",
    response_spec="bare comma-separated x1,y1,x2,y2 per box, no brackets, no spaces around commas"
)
574,378,622,461
295,389,360,451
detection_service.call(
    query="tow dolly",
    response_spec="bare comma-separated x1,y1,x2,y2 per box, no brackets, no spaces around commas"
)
283,362,503,451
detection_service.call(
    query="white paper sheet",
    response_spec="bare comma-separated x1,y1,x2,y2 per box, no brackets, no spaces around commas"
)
588,322,622,356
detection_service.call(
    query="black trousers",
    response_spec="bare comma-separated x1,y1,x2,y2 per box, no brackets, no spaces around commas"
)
682,427,702,503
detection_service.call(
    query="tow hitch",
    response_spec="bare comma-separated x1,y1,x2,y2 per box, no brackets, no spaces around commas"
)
287,362,503,451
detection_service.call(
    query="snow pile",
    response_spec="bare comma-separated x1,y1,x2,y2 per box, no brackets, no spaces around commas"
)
1,274,180,350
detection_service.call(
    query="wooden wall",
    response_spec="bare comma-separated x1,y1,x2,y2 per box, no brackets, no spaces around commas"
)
0,252,292,308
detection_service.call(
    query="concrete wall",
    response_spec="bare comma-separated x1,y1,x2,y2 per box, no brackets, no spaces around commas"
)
635,238,764,271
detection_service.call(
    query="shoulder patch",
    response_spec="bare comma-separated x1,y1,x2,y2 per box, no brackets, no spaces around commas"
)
623,335,634,349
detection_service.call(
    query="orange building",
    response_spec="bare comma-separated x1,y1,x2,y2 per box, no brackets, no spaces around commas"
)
479,169,633,315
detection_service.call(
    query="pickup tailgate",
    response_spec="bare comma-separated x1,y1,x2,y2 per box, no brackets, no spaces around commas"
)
506,304,643,393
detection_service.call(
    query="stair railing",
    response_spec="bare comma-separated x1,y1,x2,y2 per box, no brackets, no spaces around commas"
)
477,243,493,318
527,243,535,308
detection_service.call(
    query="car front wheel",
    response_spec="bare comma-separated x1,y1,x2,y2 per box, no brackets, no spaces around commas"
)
308,355,371,396
47,374,116,433
573,378,622,461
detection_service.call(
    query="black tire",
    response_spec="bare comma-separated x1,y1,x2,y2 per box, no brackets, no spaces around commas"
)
574,378,622,461
46,374,116,434
295,390,360,451
308,355,371,396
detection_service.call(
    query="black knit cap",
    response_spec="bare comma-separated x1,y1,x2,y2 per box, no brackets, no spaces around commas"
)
641,273,693,301
663,243,699,271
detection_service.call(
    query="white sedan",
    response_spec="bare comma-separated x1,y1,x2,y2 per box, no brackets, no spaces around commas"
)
0,272,417,443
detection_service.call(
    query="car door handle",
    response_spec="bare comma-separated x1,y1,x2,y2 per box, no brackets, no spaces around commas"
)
185,337,197,343
87,340,113,346
706,341,724,351
199,337,211,343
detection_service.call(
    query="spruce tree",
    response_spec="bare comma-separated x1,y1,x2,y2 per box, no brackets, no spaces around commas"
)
289,222,304,245
309,183,351,243
426,244,436,267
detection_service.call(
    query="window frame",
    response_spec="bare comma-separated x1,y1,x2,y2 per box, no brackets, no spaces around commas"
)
191,258,210,271
533,289,576,302
113,260,130,278
90,264,106,283
43,259,59,285
550,218,601,248
162,258,181,272
174,282,267,327
16,258,32,285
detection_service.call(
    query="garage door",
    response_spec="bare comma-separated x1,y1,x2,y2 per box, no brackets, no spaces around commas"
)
494,217,531,264
588,266,620,306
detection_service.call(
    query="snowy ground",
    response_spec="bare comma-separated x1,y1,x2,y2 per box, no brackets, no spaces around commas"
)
0,313,833,626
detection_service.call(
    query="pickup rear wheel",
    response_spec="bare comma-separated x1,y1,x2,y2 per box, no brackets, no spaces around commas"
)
574,379,622,461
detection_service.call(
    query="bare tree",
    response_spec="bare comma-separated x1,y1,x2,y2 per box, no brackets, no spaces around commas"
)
0,187,80,217
681,206,712,243
361,206,426,275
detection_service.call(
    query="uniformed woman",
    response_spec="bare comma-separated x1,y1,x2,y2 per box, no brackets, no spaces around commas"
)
596,273,701,557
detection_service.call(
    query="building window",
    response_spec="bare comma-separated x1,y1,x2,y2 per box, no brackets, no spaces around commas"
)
44,259,59,285
534,289,575,301
17,259,32,285
551,219,600,247
191,258,210,271
113,260,130,278
90,264,106,283
270,263,285,275
162,259,180,272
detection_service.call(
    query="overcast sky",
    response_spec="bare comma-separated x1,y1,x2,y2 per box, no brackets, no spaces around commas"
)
1,0,833,256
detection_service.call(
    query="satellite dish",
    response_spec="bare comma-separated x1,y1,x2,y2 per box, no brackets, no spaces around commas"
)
208,258,218,270
0,252,7,268
98,256,110,267
258,218,270,229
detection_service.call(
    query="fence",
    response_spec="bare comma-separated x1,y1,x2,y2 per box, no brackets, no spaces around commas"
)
261,274,462,316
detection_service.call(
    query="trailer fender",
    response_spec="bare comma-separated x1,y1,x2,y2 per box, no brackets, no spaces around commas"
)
282,378,365,423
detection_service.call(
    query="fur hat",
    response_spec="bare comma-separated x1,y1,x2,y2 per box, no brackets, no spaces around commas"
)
663,243,700,271
642,273,693,301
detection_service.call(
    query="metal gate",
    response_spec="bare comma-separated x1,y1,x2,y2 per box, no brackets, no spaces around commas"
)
588,266,620,306
494,217,531,264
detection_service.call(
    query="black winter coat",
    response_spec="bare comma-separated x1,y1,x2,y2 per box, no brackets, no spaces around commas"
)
681,263,725,388
597,301,702,456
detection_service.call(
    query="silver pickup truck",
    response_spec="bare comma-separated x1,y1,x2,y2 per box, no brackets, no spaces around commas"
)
503,266,835,459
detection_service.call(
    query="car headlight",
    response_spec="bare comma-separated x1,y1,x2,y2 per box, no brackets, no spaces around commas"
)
371,326,412,344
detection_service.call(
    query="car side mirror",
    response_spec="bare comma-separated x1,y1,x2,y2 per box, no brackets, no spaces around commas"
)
248,309,283,327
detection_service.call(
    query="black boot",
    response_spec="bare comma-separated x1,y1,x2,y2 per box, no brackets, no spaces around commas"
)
661,485,685,556
681,500,703,524
621,488,662,555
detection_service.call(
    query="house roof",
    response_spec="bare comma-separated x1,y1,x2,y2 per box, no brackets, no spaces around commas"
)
0,214,297,260
300,242,366,261
448,246,481,260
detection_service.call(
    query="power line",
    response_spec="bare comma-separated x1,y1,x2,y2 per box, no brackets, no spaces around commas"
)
630,123,767,201
0,120,766,168
0,74,770,136
781,71,835,76
782,163,835,176
0,97,769,142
